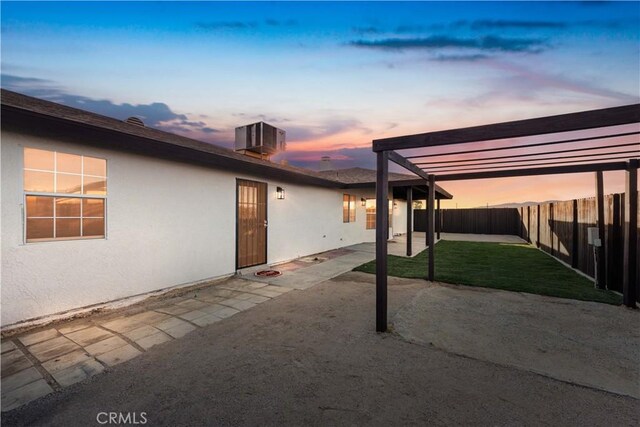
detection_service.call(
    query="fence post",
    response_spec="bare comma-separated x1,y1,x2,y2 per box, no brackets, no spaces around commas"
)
536,204,541,247
623,160,638,307
609,194,621,291
595,171,607,289
550,203,555,256
527,205,531,243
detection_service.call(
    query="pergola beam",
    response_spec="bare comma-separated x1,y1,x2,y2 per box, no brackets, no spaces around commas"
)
373,104,640,152
434,161,630,182
388,150,431,181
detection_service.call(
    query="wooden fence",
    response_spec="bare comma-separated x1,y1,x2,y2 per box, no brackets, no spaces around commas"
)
414,208,519,235
517,192,639,296
413,193,639,299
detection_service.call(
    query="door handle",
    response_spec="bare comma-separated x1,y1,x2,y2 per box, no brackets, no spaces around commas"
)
264,220,268,227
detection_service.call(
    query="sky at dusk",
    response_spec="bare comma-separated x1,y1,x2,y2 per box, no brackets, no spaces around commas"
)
2,1,639,207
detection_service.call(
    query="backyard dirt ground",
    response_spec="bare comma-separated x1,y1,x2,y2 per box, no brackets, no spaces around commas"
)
3,272,638,426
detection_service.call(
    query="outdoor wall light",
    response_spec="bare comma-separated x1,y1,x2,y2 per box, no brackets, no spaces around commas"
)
276,186,285,200
361,198,366,206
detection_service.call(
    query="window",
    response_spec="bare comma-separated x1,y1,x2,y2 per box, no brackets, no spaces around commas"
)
343,194,356,223
24,148,107,242
365,199,393,230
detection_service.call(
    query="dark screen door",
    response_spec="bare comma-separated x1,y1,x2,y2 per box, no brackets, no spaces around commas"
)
236,179,267,269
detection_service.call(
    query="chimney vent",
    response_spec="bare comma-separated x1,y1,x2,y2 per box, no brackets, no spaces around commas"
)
319,156,333,171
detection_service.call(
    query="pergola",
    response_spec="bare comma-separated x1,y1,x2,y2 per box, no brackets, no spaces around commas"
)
373,104,640,332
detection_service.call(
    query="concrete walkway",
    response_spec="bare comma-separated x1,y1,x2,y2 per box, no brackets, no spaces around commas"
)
1,244,377,412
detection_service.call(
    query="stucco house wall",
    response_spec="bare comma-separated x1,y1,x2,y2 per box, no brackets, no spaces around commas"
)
1,131,390,327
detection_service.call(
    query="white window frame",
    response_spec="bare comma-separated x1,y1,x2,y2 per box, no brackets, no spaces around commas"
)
22,149,108,244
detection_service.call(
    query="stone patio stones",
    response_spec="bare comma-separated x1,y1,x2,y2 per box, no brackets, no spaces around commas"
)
96,345,142,367
100,316,146,334
28,336,81,363
154,317,196,339
1,349,33,378
123,325,162,341
243,282,268,289
262,285,292,293
190,314,222,327
135,332,172,350
206,288,242,298
174,299,211,310
1,367,43,393
220,298,256,311
18,329,59,347
64,326,114,347
1,379,54,412
51,359,105,388
41,350,92,374
128,311,171,325
1,340,18,354
208,305,240,319
245,288,284,298
162,323,196,339
178,310,209,322
196,295,226,304
84,336,128,356
154,305,191,316
57,322,92,335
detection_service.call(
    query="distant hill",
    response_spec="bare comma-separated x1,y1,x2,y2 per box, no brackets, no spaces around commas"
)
475,201,561,209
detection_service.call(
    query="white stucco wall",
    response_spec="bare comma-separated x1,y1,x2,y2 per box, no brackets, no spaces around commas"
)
1,131,394,326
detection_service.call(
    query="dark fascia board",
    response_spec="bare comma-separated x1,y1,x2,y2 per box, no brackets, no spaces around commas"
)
434,161,631,182
343,179,452,199
2,106,344,189
374,104,640,152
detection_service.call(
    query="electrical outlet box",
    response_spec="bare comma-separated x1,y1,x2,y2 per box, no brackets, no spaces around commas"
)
587,227,602,246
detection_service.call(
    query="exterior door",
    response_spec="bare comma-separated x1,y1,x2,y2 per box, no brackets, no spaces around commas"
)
236,179,267,269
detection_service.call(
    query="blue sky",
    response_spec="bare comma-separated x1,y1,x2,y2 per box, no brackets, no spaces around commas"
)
2,1,639,206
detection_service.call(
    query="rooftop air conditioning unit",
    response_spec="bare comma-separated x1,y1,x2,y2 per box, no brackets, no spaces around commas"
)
235,122,286,159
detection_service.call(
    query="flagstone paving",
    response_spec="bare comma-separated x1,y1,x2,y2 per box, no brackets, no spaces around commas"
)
1,243,377,412
0,278,293,412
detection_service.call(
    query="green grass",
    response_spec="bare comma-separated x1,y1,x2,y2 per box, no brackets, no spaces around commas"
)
354,240,622,305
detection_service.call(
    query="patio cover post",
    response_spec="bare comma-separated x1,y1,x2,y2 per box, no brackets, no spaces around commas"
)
595,171,607,289
428,174,436,281
376,151,389,331
406,187,413,256
623,159,638,308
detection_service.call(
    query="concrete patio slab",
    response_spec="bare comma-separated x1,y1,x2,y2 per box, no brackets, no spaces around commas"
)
56,322,92,335
1,379,53,412
1,368,43,394
123,325,162,341
154,304,192,316
135,332,172,350
177,309,209,322
18,329,59,347
394,282,640,399
190,314,222,327
162,322,196,339
96,345,142,366
84,336,128,356
27,336,80,363
174,299,211,311
100,317,146,334
41,350,92,374
64,326,114,347
220,298,256,311
1,350,32,378
128,311,172,326
1,341,18,354
51,359,104,388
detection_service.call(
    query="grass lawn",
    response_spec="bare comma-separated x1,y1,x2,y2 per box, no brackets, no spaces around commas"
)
354,240,622,305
